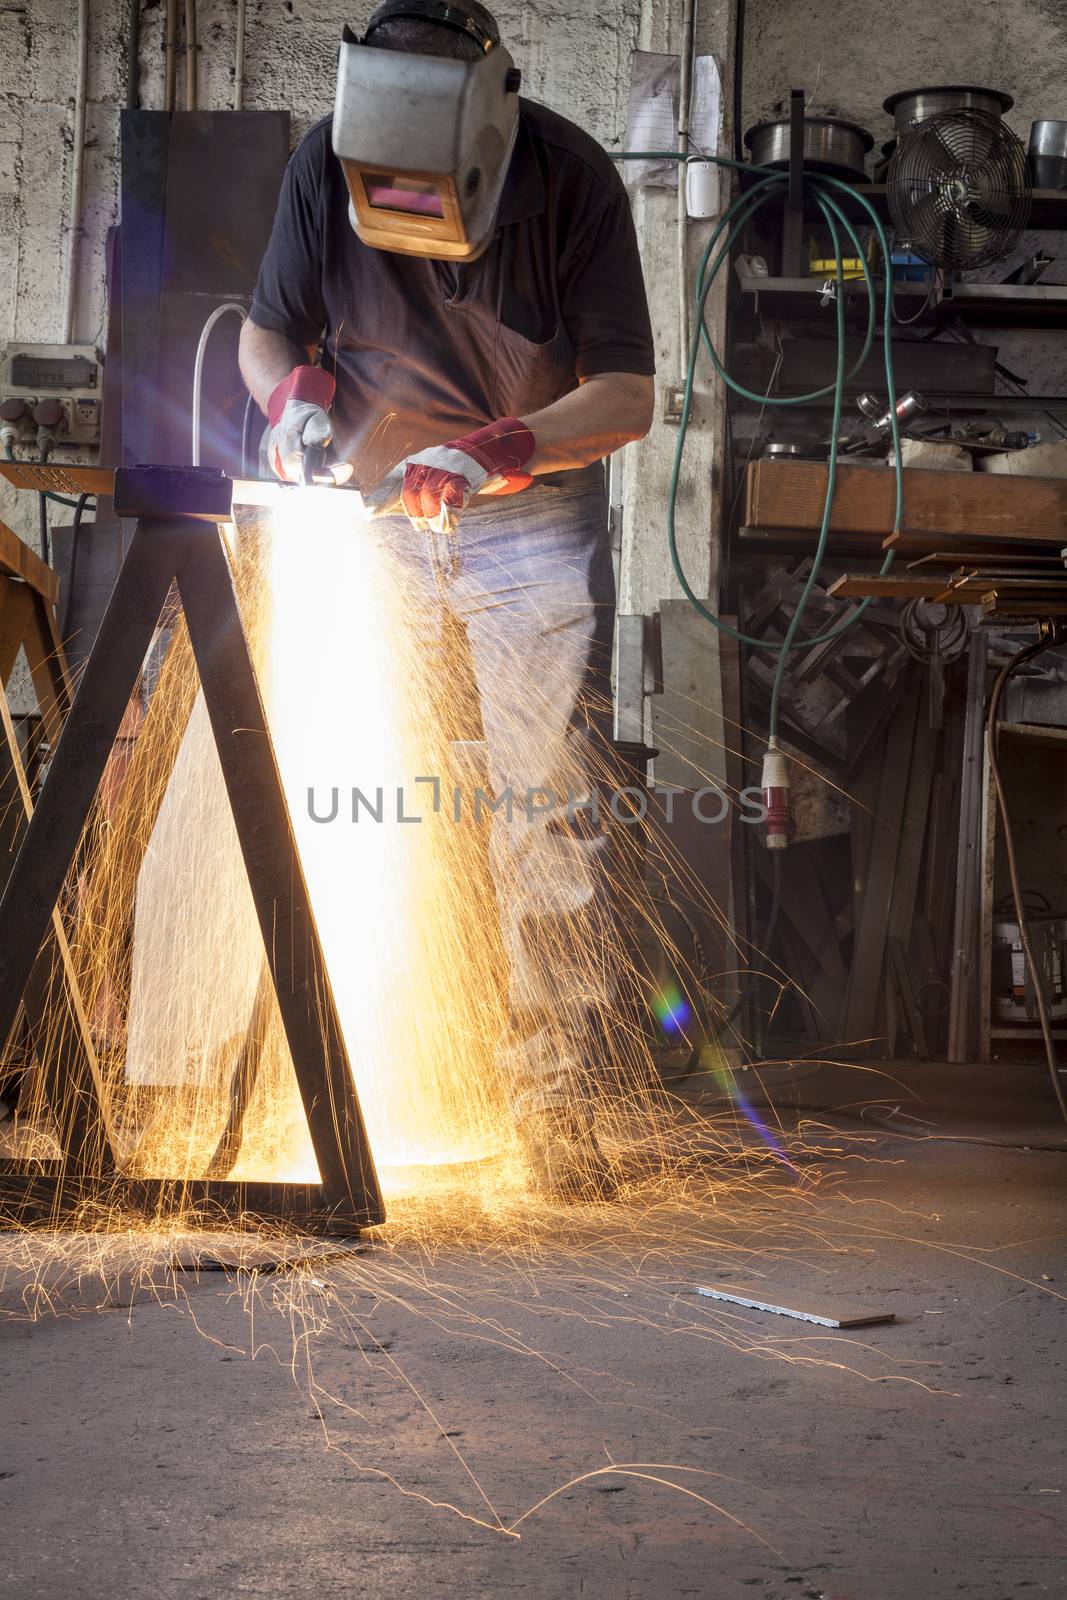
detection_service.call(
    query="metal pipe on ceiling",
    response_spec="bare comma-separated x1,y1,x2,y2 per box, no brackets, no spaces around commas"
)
126,0,141,110
60,0,90,345
164,0,178,111
677,0,696,376
732,0,745,164
234,0,247,111
184,0,198,110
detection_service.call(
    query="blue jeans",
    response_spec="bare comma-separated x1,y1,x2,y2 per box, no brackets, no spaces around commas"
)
378,466,619,1124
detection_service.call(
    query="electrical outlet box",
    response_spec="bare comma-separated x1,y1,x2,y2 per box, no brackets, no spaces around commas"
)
0,342,103,447
662,384,687,425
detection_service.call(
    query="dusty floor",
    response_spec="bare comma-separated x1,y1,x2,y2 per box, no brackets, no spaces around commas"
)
1,1062,1064,1600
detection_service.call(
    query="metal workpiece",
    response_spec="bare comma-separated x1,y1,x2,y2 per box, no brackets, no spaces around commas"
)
113,464,235,522
0,459,369,518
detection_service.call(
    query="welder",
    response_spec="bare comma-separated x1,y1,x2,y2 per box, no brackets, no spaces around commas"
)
239,0,655,1200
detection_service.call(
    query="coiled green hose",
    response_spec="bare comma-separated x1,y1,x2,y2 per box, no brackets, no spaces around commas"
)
611,150,904,738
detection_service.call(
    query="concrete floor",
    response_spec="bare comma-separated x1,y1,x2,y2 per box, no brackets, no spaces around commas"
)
1,1063,1065,1600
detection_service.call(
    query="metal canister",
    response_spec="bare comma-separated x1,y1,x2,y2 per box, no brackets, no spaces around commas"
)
1029,121,1067,189
883,85,1013,131
743,117,873,182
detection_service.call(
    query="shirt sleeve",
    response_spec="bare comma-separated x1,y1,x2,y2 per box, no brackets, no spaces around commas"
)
558,166,656,379
250,127,329,346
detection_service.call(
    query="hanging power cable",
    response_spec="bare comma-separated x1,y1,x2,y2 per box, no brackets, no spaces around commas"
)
609,148,904,846
986,628,1067,1127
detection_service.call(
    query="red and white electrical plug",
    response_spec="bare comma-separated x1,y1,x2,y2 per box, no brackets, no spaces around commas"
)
761,739,794,851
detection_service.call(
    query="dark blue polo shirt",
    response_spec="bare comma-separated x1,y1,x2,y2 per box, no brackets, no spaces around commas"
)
250,99,655,488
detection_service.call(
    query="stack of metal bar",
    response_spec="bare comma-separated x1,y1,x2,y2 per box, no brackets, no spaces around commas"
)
829,551,1067,620
743,456,1067,621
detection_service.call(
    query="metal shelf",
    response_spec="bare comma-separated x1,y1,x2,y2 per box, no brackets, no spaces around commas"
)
738,176,1067,231
736,273,1067,328
735,387,1067,415
851,183,1067,231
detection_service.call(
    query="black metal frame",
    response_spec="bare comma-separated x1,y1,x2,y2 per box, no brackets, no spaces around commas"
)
0,469,384,1234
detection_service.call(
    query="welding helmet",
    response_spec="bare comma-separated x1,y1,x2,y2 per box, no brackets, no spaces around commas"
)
332,1,522,261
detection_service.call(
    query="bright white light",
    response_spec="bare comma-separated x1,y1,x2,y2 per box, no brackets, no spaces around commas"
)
265,491,509,1183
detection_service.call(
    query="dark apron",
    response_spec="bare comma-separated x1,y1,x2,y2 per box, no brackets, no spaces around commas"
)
323,242,584,494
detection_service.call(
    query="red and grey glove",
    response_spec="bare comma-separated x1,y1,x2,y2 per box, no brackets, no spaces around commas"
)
368,417,536,533
266,366,336,483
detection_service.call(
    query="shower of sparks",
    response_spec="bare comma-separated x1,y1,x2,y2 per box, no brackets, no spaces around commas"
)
0,487,1001,1553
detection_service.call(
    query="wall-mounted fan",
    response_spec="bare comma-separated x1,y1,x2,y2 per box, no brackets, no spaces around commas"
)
887,107,1031,270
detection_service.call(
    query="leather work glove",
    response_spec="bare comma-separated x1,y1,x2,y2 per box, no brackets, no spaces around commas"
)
266,366,338,483
367,417,536,533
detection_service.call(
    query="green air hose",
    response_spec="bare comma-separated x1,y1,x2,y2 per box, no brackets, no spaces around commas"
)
610,149,904,741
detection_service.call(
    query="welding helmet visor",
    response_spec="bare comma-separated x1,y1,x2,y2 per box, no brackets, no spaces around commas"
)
332,2,521,262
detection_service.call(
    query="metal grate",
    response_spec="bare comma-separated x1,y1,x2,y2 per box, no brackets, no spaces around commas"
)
888,107,1031,270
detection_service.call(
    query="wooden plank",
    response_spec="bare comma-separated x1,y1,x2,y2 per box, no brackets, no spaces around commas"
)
830,572,1067,604
0,580,36,684
737,524,886,556
885,526,1067,553
0,518,59,604
829,574,951,600
747,457,1067,540
0,462,114,501
695,1284,896,1330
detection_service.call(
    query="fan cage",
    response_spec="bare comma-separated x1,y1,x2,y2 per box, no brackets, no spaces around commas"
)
887,106,1031,271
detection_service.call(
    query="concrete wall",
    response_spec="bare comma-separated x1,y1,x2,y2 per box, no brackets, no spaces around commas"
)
0,2,731,733
0,0,652,499
741,0,1067,140
740,0,1067,397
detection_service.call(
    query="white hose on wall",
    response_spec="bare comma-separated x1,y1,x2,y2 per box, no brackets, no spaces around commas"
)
192,302,247,466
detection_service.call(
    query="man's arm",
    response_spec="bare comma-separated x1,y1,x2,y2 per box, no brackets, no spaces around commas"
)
239,318,315,415
366,370,655,527
240,318,344,482
520,372,655,476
